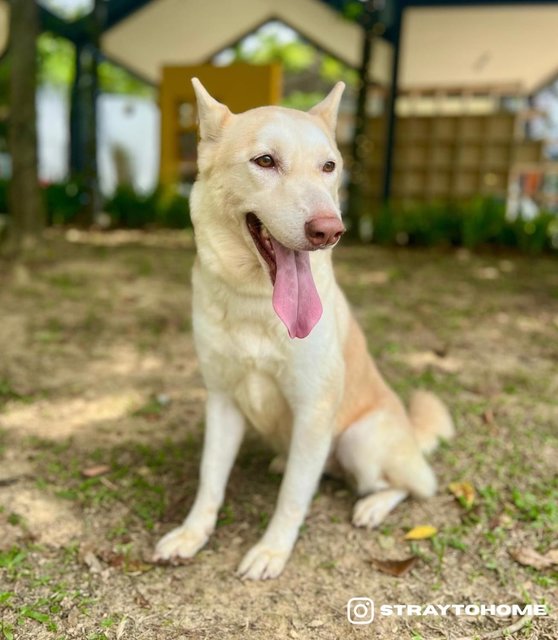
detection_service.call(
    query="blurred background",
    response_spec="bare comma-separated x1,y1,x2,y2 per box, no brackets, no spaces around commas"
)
2,0,558,253
0,4,557,639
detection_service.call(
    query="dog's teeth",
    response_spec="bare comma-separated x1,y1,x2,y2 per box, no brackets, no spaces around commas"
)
261,226,270,239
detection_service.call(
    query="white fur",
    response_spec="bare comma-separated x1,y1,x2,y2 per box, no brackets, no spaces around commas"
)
153,81,453,580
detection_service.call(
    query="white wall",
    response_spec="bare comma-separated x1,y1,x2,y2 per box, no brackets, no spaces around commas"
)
98,94,160,194
36,87,160,194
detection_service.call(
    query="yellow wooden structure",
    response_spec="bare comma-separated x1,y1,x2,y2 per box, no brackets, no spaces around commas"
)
160,63,282,184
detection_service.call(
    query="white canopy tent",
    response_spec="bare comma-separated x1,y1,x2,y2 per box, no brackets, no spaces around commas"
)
100,0,392,85
401,4,558,94
100,1,558,96
2,1,558,96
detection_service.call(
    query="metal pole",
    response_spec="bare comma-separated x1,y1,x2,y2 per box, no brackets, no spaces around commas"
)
68,0,106,224
382,0,403,203
345,2,377,239
69,42,85,176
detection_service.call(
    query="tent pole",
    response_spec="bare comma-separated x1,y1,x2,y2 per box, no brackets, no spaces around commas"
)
69,41,85,178
382,0,403,204
346,3,377,239
69,0,105,225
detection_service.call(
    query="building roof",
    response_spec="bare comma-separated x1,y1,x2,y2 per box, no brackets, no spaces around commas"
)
401,4,558,94
100,0,392,85
2,0,558,96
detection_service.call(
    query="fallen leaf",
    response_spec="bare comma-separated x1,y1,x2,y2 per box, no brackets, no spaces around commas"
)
66,607,80,628
488,513,514,530
509,547,558,570
370,555,418,577
81,465,110,478
482,409,495,425
308,620,325,628
82,551,102,574
448,481,476,508
134,592,151,609
124,558,153,575
98,550,124,568
404,525,438,540
403,351,462,374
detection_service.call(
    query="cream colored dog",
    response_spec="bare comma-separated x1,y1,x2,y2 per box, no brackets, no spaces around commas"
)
153,79,454,580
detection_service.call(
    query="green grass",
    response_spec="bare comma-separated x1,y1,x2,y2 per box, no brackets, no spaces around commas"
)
0,233,556,639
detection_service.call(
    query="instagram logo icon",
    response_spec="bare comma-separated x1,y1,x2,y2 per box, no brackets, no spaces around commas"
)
347,597,374,624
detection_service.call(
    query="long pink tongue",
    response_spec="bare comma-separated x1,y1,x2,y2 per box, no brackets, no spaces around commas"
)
270,238,323,339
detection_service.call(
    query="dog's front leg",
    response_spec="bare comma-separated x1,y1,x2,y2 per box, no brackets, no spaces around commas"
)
154,391,245,562
237,405,335,580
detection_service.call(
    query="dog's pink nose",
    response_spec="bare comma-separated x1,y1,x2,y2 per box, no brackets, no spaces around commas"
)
305,216,345,248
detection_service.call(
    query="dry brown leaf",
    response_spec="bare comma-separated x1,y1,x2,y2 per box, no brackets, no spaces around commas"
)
370,555,418,577
509,547,558,570
81,465,110,478
404,525,438,540
488,513,514,530
134,592,151,609
82,551,102,574
448,481,476,508
98,549,125,568
403,351,462,373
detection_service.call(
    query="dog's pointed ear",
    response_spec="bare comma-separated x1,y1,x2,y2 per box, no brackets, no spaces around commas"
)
191,77,232,142
309,82,345,134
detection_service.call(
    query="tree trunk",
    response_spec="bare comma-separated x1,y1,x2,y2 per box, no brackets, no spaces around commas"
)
3,0,45,256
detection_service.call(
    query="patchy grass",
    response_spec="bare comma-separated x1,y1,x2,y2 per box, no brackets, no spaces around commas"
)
0,231,556,639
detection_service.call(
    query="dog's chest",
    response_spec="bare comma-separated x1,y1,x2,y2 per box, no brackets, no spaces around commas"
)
193,284,294,443
199,326,292,445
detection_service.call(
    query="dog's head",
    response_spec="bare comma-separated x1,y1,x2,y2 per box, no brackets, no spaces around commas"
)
191,78,346,339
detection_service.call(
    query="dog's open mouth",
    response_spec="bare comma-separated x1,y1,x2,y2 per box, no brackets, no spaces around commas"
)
246,213,277,284
246,212,322,339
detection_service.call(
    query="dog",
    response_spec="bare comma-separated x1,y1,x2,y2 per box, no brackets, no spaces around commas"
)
153,79,454,580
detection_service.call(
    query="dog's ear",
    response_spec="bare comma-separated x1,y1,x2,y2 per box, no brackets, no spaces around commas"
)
191,78,232,142
309,82,345,134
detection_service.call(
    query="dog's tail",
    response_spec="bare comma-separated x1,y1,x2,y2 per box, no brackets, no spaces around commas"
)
409,390,455,454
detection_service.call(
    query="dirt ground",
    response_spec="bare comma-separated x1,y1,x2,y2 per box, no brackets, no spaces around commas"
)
0,230,556,640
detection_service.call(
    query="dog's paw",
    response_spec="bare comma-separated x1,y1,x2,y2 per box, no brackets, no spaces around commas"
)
236,543,290,580
153,525,208,563
352,493,398,529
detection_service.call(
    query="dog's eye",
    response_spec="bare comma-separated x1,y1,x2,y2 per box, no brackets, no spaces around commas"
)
323,161,336,173
253,155,276,169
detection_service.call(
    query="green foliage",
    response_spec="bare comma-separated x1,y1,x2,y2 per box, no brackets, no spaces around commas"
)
104,184,191,229
320,55,358,86
36,32,152,96
0,179,8,212
461,197,505,248
512,212,558,254
224,27,356,101
281,90,327,111
98,61,154,98
371,198,558,254
0,55,11,108
104,184,158,228
342,0,365,21
155,186,192,229
233,34,315,72
2,180,191,229
44,181,84,225
37,33,74,88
